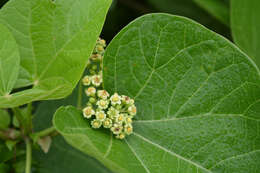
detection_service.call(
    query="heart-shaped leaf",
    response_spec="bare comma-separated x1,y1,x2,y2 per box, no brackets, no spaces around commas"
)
231,0,260,68
54,14,260,173
0,0,111,108
0,23,20,96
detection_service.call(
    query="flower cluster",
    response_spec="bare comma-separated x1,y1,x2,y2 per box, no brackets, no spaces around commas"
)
81,38,137,139
83,92,136,139
82,38,106,87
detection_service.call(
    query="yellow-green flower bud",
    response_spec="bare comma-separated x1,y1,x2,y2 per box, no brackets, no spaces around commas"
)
115,114,125,124
89,97,96,104
85,87,96,97
116,133,125,139
115,104,122,110
128,105,137,116
96,45,104,53
90,70,96,75
125,116,132,124
82,76,91,86
97,90,109,100
91,75,102,87
122,95,131,104
107,107,119,119
96,99,109,109
83,106,95,119
110,93,121,105
124,124,133,135
95,111,106,121
92,65,97,70
91,119,102,129
103,118,112,128
111,123,123,135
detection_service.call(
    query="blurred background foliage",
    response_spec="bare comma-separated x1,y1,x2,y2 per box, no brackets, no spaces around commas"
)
0,0,231,42
102,0,231,41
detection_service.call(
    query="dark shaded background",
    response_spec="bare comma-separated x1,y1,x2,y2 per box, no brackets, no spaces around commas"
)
102,0,231,42
0,0,231,43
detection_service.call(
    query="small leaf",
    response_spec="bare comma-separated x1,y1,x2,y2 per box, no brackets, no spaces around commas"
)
5,140,17,151
231,0,260,68
0,0,112,108
0,109,10,130
54,14,260,173
37,136,52,154
0,23,20,96
12,116,19,128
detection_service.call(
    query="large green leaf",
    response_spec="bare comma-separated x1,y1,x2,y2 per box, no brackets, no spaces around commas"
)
54,14,260,173
33,87,113,173
193,0,229,26
231,0,260,68
0,23,20,96
0,0,111,108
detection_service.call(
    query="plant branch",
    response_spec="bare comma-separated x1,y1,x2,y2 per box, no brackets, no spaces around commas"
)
25,138,32,173
33,126,56,138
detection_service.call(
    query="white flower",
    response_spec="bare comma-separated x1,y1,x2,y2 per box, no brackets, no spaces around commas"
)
98,38,106,47
96,45,104,53
85,87,96,96
82,106,95,118
122,95,131,104
103,118,112,128
129,99,134,105
97,90,110,100
125,116,132,124
82,76,91,86
110,93,121,105
115,114,125,124
90,54,101,61
91,119,102,129
96,99,109,109
124,124,133,135
107,107,119,119
91,75,102,87
95,111,106,121
111,123,123,135
128,105,137,116
116,133,125,139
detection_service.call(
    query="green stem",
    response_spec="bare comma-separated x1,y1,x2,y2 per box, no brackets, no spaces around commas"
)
26,103,33,132
12,107,24,131
33,126,56,138
25,138,32,173
27,102,33,116
77,81,83,109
